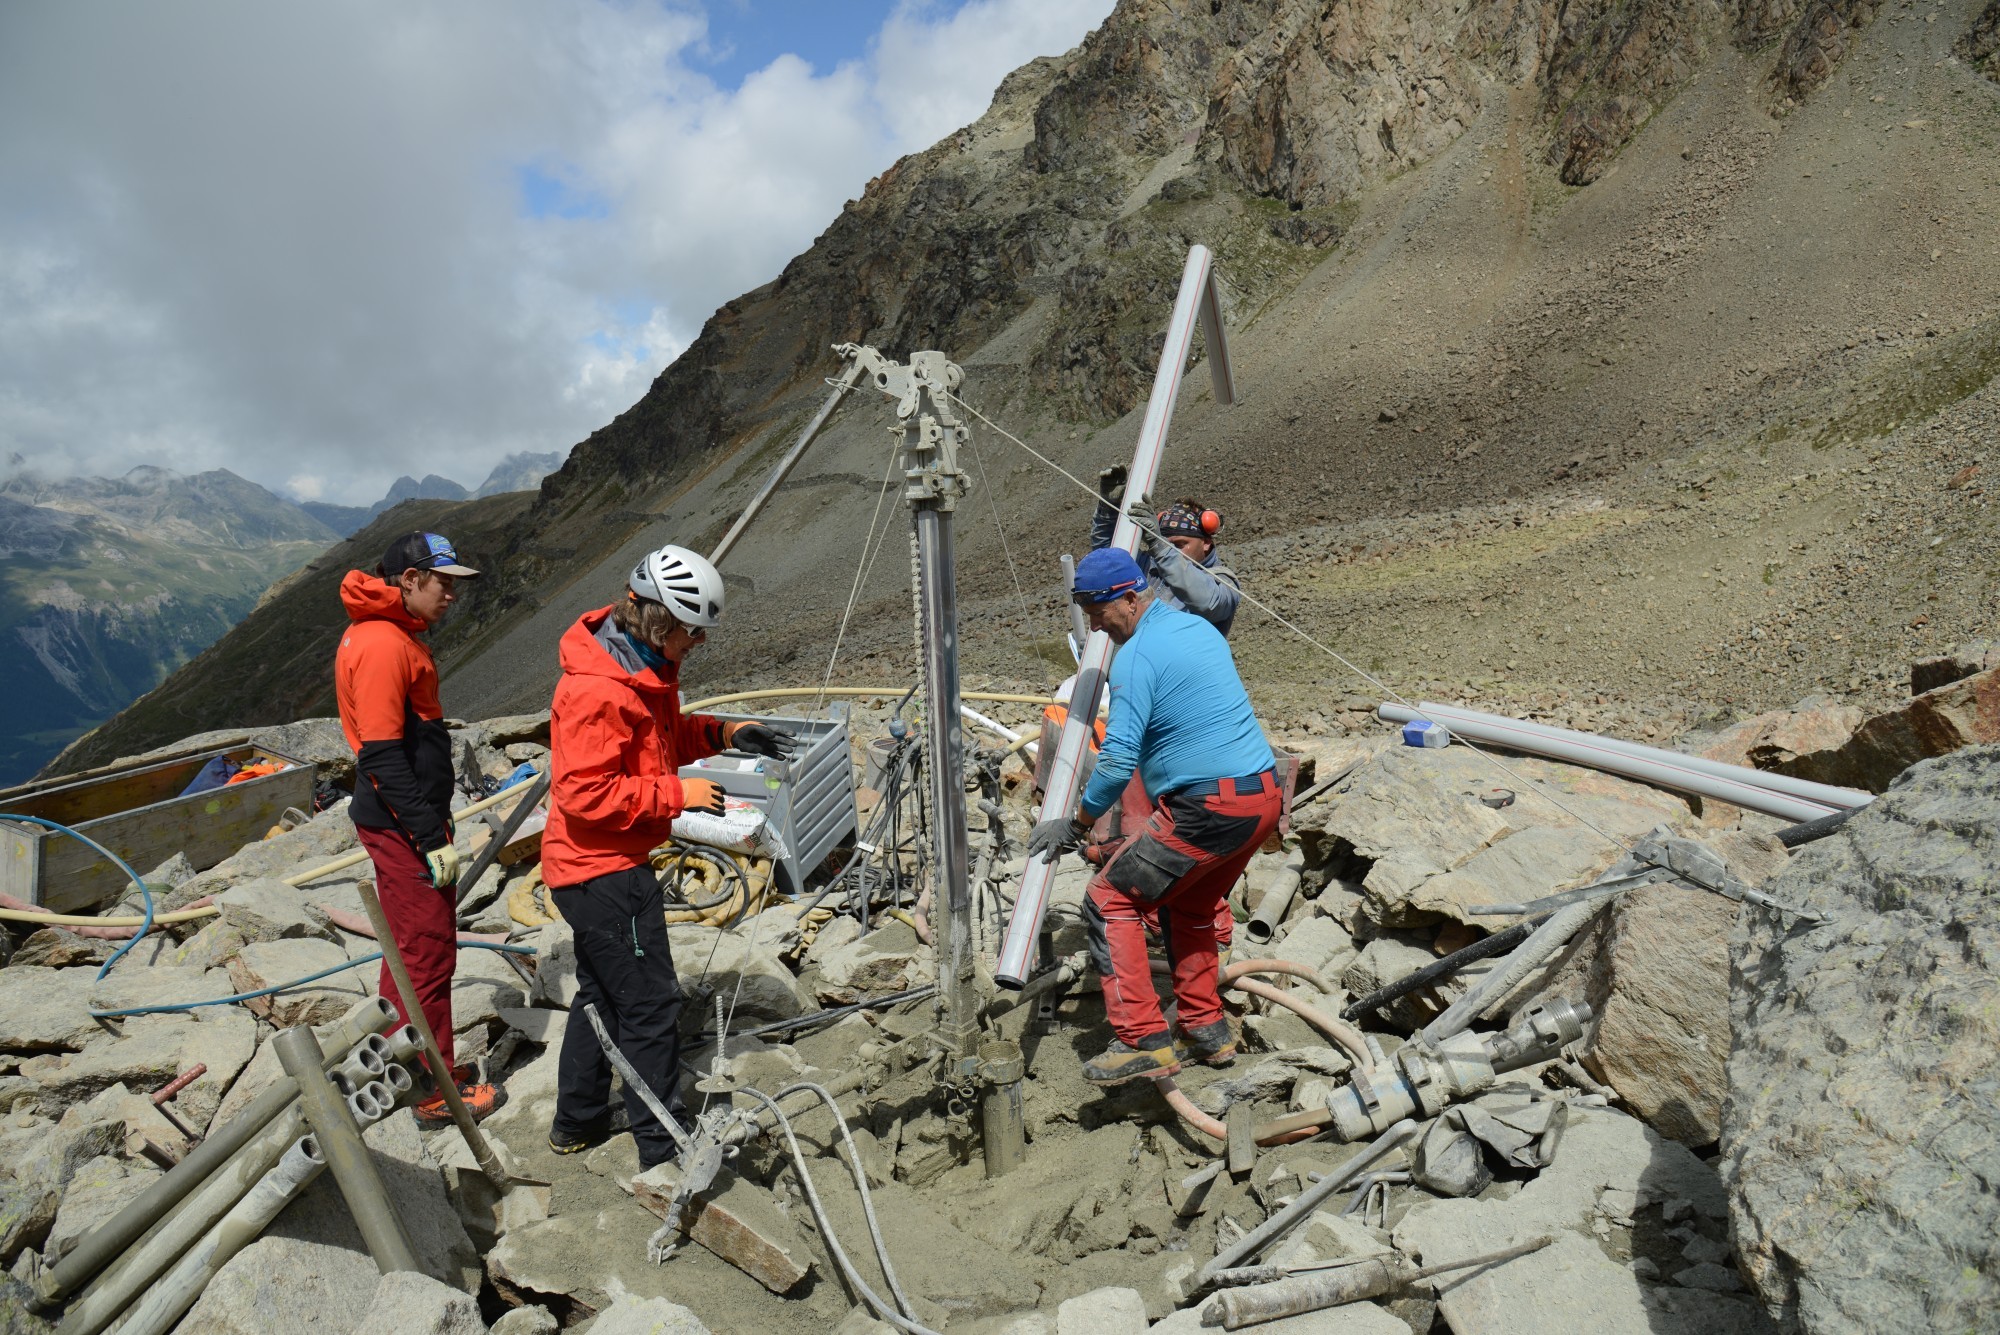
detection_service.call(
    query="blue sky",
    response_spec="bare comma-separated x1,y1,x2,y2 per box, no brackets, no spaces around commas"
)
0,0,1114,505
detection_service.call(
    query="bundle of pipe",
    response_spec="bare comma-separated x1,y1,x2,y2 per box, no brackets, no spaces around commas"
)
44,998,419,1334
1376,702,1871,824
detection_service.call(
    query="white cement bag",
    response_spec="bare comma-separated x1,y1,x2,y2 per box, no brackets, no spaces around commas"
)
671,796,789,859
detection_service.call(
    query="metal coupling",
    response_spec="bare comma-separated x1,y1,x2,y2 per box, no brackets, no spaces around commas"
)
1320,997,1594,1140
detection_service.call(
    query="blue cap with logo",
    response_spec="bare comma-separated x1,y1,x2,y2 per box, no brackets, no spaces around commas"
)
1072,547,1146,604
380,531,480,579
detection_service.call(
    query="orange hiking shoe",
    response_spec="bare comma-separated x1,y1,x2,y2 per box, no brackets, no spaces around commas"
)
414,1064,504,1125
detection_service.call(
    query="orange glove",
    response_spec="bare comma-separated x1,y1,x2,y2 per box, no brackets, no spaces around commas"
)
679,776,726,816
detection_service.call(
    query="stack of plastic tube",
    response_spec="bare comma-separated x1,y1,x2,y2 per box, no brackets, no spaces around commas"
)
36,997,424,1335
1375,702,1872,824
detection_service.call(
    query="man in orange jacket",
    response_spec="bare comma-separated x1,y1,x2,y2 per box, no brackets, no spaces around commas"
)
334,530,501,1123
542,543,796,1169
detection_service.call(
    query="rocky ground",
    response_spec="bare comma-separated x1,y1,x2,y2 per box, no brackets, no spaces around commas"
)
5,658,1995,1333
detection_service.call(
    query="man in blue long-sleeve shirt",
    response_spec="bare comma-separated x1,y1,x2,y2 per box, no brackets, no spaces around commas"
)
1028,548,1282,1085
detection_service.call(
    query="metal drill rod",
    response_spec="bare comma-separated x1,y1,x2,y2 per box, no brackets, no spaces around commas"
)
272,1026,418,1276
709,359,865,566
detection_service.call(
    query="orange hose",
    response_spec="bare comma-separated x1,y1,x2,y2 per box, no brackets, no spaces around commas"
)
1229,976,1373,1073
1221,958,1333,993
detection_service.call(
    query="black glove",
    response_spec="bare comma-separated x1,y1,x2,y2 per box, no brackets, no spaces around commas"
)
1027,815,1092,864
730,722,799,761
1097,464,1127,509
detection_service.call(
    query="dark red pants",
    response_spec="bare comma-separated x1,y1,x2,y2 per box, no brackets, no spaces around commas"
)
1086,771,1282,1047
356,824,457,1060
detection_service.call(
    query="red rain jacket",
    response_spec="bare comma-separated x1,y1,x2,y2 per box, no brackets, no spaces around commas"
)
541,606,728,887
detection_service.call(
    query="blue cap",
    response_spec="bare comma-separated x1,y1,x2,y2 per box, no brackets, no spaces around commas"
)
1073,547,1146,604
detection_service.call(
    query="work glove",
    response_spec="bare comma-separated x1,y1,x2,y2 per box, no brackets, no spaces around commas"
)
1027,814,1092,864
1125,499,1174,559
1097,464,1127,509
729,721,799,761
680,776,727,817
423,844,461,889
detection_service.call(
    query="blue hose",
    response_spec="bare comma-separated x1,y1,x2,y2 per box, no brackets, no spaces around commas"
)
90,939,537,1018
0,810,536,1019
0,812,155,984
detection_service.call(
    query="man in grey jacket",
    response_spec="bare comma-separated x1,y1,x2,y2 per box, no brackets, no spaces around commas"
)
1090,466,1241,636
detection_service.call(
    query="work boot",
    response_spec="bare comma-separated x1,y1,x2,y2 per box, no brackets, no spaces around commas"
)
414,1064,504,1126
548,1117,610,1156
1082,1034,1181,1085
1173,1017,1238,1067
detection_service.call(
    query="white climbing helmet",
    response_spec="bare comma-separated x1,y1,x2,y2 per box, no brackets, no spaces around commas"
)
628,544,725,628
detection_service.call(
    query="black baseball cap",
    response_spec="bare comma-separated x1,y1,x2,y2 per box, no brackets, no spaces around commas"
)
379,531,481,579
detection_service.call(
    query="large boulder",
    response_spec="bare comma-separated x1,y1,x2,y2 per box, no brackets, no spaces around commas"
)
667,923,807,1022
1293,747,1693,930
1694,696,1863,772
1515,829,1791,1146
1723,745,2000,1331
1776,664,2000,792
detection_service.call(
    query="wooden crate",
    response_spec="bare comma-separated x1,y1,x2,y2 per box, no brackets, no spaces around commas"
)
0,746,316,913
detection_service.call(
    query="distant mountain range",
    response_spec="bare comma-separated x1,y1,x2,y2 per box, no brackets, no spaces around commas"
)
298,452,565,538
0,452,565,785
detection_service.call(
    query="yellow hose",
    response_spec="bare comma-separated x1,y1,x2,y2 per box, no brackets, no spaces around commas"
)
0,903,221,928
684,686,1059,711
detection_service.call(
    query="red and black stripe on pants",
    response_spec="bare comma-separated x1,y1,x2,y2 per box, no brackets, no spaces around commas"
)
355,824,457,1055
1085,771,1235,963
1084,771,1282,1047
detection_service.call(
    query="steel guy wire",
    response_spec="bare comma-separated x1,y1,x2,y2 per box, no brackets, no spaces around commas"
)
813,432,907,717
941,388,1639,860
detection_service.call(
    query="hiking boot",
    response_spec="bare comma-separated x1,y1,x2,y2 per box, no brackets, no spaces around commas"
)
1173,1017,1238,1067
1082,1034,1181,1085
548,1118,610,1156
414,1064,504,1125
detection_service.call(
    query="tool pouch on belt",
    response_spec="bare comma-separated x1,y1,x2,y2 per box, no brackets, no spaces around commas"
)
1104,830,1196,903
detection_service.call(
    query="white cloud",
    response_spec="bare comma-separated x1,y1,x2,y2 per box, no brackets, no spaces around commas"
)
0,0,1112,506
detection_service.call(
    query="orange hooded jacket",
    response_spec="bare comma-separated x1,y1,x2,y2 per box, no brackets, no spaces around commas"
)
334,570,455,851
541,606,730,888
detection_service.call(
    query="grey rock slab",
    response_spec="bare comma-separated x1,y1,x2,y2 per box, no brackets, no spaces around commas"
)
206,800,358,882
527,922,575,1009
1271,915,1359,982
584,1294,712,1335
44,1159,159,1263
806,920,934,1007
1419,1231,1769,1335
1675,1261,1743,1292
89,963,237,1016
352,1270,488,1335
488,1306,559,1335
1724,744,2000,1333
228,938,366,1026
183,1108,478,1332
450,939,527,1034
668,922,807,1022
10,929,109,969
214,878,335,944
1056,1287,1147,1335
0,968,104,1053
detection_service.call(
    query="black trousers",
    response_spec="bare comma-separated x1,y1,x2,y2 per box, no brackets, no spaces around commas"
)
551,864,685,1167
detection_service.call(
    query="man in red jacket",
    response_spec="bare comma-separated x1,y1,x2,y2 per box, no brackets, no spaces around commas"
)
335,530,501,1122
542,543,795,1169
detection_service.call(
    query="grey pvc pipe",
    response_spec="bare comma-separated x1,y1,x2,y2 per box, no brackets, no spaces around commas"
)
1243,853,1307,946
274,1027,419,1276
1375,704,1841,823
999,244,1235,988
1196,1119,1418,1287
1419,896,1603,1045
37,995,397,1309
1392,701,1871,810
111,1133,330,1335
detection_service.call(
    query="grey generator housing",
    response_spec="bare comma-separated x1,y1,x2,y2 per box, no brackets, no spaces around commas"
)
677,707,858,895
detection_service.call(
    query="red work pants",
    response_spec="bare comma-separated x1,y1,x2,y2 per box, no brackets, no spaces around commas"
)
1086,771,1282,1047
356,824,457,1059
1085,772,1236,963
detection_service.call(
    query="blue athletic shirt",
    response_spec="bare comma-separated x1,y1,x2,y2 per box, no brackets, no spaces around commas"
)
1079,598,1273,819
